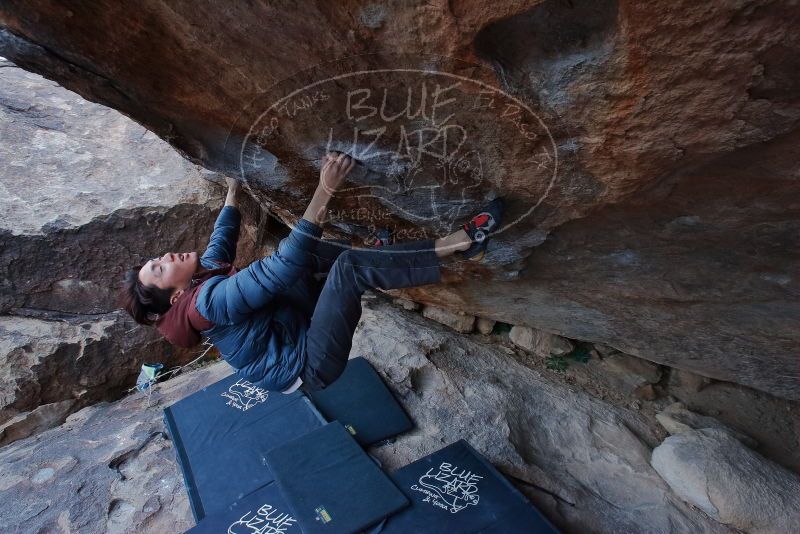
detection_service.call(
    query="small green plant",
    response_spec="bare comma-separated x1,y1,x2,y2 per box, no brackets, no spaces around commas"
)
546,343,592,372
546,355,569,372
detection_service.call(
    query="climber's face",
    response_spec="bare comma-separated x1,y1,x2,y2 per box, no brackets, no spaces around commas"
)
138,252,199,297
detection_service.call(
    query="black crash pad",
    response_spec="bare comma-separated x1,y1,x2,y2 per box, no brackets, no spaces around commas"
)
305,357,413,446
163,373,325,521
264,421,410,534
374,440,558,533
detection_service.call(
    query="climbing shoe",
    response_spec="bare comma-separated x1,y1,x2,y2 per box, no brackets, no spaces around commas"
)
458,198,505,262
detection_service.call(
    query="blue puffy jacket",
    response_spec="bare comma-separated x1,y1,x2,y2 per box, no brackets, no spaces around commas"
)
194,206,323,391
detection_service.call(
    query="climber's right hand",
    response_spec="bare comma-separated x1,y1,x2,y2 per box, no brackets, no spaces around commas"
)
318,151,355,195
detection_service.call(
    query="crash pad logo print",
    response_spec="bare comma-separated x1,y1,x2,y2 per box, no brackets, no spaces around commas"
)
228,502,297,533
410,461,483,513
221,378,269,411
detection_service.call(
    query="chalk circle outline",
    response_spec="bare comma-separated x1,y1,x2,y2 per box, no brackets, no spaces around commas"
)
238,64,558,257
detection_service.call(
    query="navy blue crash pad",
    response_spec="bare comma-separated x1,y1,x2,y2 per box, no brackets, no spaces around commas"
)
187,482,302,534
375,440,558,533
163,373,325,521
306,357,413,446
264,422,410,534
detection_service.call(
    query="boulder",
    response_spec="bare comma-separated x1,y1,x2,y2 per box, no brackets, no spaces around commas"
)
1,1,798,399
509,325,574,357
603,352,662,384
475,316,496,335
651,428,800,533
393,298,420,312
659,376,800,474
668,368,713,394
655,402,757,448
584,351,663,396
421,305,476,333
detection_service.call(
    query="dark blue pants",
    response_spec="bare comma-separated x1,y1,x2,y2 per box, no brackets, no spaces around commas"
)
301,239,441,390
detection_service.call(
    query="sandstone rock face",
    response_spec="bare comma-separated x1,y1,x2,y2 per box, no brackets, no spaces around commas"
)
0,62,271,444
0,1,797,400
0,399,75,446
651,428,800,534
0,359,231,534
0,313,195,445
355,300,729,533
0,61,266,315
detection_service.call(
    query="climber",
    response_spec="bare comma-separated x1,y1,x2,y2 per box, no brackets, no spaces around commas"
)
120,152,505,393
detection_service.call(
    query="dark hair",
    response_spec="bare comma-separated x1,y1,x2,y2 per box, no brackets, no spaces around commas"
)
119,266,175,326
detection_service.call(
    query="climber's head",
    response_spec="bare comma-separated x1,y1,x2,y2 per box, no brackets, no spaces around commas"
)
120,252,199,325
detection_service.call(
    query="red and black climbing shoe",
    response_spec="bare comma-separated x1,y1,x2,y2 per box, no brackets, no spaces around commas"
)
458,198,505,262
367,227,394,247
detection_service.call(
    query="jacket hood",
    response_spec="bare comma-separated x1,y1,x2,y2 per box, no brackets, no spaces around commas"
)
156,263,236,348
